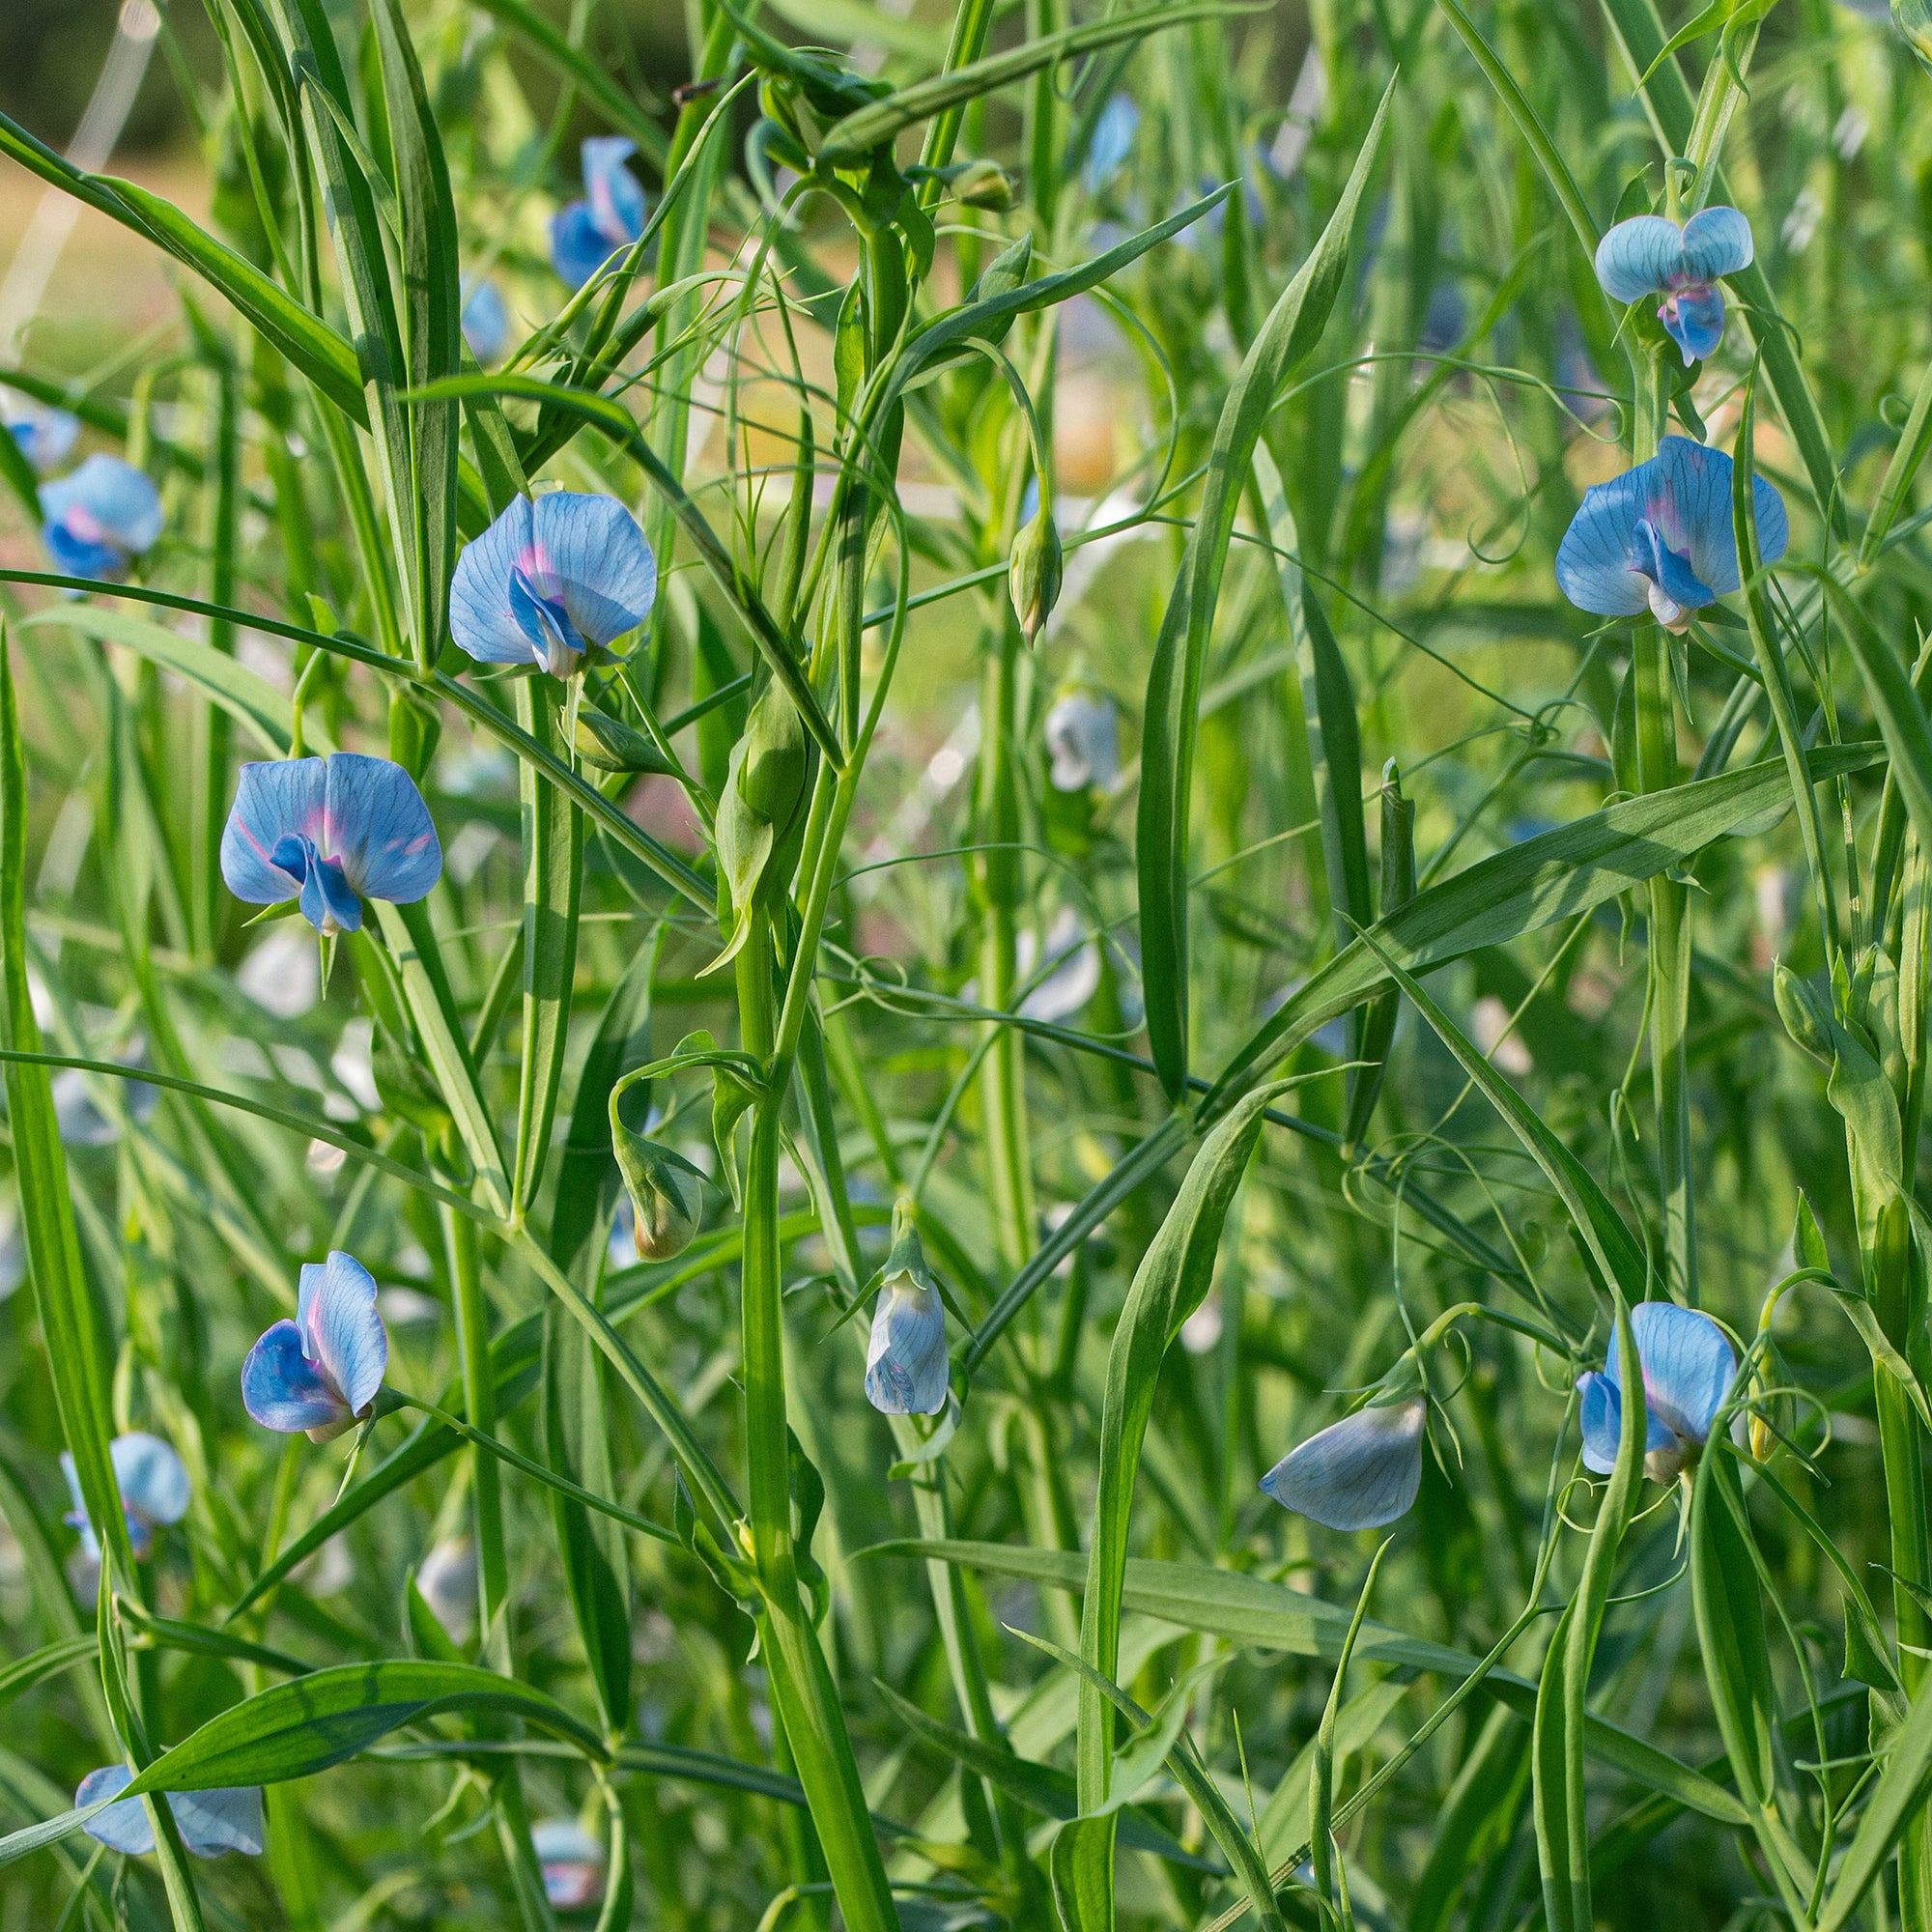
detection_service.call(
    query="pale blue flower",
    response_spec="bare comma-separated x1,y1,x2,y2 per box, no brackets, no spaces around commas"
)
9,408,78,475
532,1818,606,1910
76,1768,262,1859
62,1432,189,1562
40,454,161,582
242,1251,388,1442
551,137,646,289
1576,1301,1735,1481
1044,689,1119,791
1261,1397,1426,1530
1555,435,1787,631
865,1218,948,1416
1085,94,1140,195
450,492,658,678
1595,207,1753,363
220,753,441,935
461,276,511,364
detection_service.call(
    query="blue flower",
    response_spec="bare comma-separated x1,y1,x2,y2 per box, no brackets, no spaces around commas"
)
461,275,511,364
75,1767,263,1860
864,1216,949,1416
1084,93,1140,195
1044,688,1120,792
242,1251,388,1442
62,1432,190,1562
40,454,162,582
9,408,78,475
1595,207,1753,363
1576,1300,1735,1481
551,136,646,289
450,492,658,678
1555,435,1787,631
1260,1397,1426,1530
532,1818,606,1910
220,753,441,935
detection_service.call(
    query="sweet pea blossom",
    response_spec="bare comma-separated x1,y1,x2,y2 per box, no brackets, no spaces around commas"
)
865,1213,949,1416
62,1432,190,1562
9,407,78,475
1084,93,1140,195
1554,436,1787,632
40,454,162,581
531,1817,607,1910
1044,688,1120,792
220,753,441,936
417,1535,479,1644
1260,1397,1426,1530
1595,207,1753,363
1576,1300,1735,1482
461,276,511,364
242,1251,388,1442
75,1768,263,1860
450,492,658,678
551,137,646,289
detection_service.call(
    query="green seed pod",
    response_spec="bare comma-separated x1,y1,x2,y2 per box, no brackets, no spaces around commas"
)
612,1124,708,1262
737,684,809,828
1009,505,1063,648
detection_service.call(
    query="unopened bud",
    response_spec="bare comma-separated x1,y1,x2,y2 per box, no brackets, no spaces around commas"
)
737,684,808,827
952,158,1018,211
1773,962,1835,1069
612,1125,707,1261
1009,506,1063,648
865,1202,948,1415
573,703,675,775
1895,0,1932,75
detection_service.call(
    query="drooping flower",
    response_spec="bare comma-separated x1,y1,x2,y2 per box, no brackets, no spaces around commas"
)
242,1251,388,1442
1260,1397,1426,1530
62,1432,190,1562
75,1768,263,1860
531,1817,607,1911
416,1535,478,1645
1017,907,1101,1024
450,492,658,678
220,753,442,936
461,276,511,365
865,1210,949,1416
1044,688,1120,792
1554,436,1787,632
9,407,78,475
1084,93,1141,195
1594,207,1753,363
1576,1300,1735,1482
551,137,646,290
40,454,162,582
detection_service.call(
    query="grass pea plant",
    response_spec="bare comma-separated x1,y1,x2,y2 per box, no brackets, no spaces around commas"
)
5,0,1932,1925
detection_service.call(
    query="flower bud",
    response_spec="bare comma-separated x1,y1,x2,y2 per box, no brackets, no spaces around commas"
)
952,158,1018,211
1009,504,1063,648
573,703,676,775
864,1204,949,1415
737,683,809,827
612,1124,707,1262
1773,962,1835,1069
1896,0,1932,74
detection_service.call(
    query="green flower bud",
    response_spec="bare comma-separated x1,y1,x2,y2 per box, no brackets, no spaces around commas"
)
737,684,809,827
952,159,1018,212
612,1125,707,1261
1773,962,1835,1070
1895,0,1932,74
573,704,677,776
1009,505,1063,648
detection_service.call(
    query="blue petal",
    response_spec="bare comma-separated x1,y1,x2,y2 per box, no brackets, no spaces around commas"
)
1259,1398,1425,1530
582,136,645,244
1631,1300,1735,1446
864,1279,949,1414
110,1432,190,1529
461,276,511,365
221,759,327,905
298,855,362,933
298,1251,387,1418
551,201,618,290
1085,93,1140,192
11,410,79,475
322,753,441,905
1575,1366,1680,1475
527,493,658,652
1660,284,1726,363
1649,436,1771,596
77,1767,154,1855
241,1319,350,1434
40,455,163,557
43,522,128,582
1594,215,1687,303
451,496,545,666
1679,206,1753,281
1631,517,1717,611
1555,472,1655,616
170,1786,264,1859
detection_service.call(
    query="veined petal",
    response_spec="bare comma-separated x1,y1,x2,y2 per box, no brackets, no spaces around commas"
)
41,455,163,557
1631,1300,1735,1446
110,1432,190,1529
298,855,362,934
1259,1397,1425,1530
1661,284,1727,363
1555,470,1654,616
864,1275,949,1415
1649,435,1787,595
451,495,544,666
242,1320,350,1435
76,1769,263,1860
1680,205,1753,281
1594,215,1687,302
221,759,327,905
77,1767,155,1855
1575,1367,1682,1475
550,201,618,290
297,1252,387,1418
527,493,658,651
321,753,441,905
582,136,645,244
1632,518,1718,611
